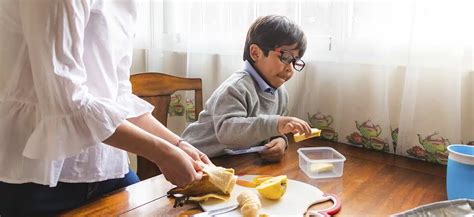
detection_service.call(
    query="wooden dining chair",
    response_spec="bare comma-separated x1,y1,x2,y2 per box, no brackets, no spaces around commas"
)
130,72,203,180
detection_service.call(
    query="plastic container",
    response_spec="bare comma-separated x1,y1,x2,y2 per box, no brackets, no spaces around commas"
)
447,144,474,200
297,147,346,179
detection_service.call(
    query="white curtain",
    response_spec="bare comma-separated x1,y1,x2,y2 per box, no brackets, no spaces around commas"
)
134,0,474,164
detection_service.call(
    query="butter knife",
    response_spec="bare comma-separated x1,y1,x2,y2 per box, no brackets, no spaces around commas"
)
190,204,239,217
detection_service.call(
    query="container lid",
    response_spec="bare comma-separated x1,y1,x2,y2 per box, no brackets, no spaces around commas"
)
447,144,474,165
297,147,346,163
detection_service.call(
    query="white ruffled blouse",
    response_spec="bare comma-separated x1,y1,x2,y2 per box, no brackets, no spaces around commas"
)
0,0,153,187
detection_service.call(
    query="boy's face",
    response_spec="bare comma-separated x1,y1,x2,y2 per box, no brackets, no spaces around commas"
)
251,43,300,88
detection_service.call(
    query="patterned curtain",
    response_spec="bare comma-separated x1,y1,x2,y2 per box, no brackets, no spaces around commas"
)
134,0,474,165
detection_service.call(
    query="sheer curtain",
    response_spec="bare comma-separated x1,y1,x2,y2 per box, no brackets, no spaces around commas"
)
135,0,474,164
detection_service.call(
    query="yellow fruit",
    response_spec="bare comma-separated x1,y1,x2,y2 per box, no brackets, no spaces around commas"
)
310,163,334,173
256,175,288,200
251,175,273,185
293,128,321,142
237,179,258,188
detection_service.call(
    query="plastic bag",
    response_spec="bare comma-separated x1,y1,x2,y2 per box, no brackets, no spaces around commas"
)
391,199,474,217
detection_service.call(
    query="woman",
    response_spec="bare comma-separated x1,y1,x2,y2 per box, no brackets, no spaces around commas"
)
0,0,211,215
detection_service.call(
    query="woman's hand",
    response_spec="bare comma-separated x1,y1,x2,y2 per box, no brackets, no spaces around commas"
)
277,116,312,135
259,137,287,162
178,141,214,166
155,145,203,187
103,119,205,187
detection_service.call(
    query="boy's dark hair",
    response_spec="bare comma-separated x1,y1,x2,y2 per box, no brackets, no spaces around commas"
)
243,15,307,63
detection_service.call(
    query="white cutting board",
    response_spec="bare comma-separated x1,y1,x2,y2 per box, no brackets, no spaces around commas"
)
200,175,325,216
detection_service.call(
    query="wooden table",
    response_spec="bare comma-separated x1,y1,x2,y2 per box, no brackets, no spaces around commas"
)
61,139,447,216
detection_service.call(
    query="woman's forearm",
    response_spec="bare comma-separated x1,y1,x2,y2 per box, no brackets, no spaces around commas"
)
127,113,182,146
103,119,202,186
102,120,173,165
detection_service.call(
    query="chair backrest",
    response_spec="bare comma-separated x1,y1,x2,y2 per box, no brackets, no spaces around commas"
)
130,72,203,180
130,72,203,126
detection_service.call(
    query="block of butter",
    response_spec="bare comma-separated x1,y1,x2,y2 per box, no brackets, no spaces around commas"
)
310,163,334,173
293,128,321,142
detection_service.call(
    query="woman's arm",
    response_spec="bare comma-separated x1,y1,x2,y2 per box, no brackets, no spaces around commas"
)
103,120,202,187
127,113,212,165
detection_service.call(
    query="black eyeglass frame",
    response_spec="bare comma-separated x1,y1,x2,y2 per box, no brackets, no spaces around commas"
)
258,45,306,71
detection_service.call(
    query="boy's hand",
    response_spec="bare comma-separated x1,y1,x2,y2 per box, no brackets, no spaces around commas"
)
178,141,214,166
277,116,312,136
259,137,286,162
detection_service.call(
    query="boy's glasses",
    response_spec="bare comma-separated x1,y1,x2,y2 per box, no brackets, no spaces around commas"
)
260,46,306,71
275,49,306,71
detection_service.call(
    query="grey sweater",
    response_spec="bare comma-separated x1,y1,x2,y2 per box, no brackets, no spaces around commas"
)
181,70,288,157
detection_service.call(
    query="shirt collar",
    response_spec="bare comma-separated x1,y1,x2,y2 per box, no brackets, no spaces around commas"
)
243,60,276,95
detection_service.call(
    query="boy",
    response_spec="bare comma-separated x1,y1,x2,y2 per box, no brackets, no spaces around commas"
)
181,15,311,162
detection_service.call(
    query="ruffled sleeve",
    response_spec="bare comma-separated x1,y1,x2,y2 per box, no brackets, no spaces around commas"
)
23,96,129,160
19,0,129,160
117,93,155,118
116,54,154,118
